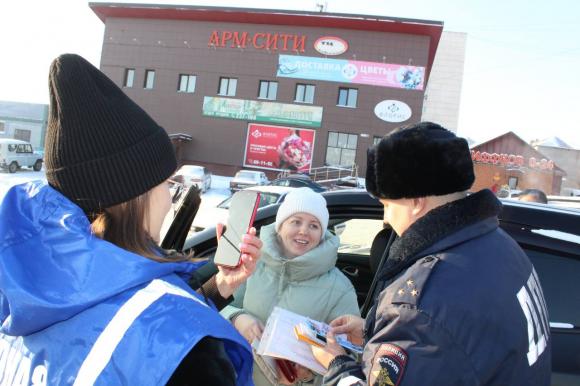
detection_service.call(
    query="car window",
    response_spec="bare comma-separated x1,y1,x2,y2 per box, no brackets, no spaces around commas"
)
259,193,281,207
334,219,385,256
289,180,306,188
237,171,257,179
180,166,203,174
217,196,233,209
525,248,580,328
276,180,290,187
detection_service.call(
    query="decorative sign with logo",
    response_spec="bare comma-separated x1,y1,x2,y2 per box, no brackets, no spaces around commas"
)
202,97,323,128
470,151,555,170
208,30,306,52
277,55,425,90
374,100,412,122
244,123,316,172
314,36,348,56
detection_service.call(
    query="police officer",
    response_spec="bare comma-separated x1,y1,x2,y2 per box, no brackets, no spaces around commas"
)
311,122,551,386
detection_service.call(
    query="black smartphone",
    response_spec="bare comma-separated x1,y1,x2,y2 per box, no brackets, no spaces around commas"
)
213,190,261,267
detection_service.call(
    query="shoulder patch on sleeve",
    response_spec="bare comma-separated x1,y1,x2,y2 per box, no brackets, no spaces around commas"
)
388,255,439,306
369,343,408,386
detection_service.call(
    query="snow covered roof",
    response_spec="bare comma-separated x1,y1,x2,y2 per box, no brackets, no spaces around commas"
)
536,136,573,149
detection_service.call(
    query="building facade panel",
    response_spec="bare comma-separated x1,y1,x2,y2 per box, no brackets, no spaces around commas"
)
94,4,441,176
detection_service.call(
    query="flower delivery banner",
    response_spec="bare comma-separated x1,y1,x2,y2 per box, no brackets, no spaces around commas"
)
277,55,425,90
244,123,316,173
203,96,323,128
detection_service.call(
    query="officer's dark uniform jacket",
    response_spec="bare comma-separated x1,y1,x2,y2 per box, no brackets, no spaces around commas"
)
323,189,551,386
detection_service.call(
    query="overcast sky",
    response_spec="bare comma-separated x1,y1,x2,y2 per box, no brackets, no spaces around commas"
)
1,0,579,147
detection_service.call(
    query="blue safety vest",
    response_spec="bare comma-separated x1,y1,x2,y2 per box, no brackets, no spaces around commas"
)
0,181,253,385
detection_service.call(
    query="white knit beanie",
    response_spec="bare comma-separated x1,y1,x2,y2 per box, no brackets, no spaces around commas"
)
275,187,329,239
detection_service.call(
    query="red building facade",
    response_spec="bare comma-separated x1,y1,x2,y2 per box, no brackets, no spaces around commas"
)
90,3,443,177
470,132,565,195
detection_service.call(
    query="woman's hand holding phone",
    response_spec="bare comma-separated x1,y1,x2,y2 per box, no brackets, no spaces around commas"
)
215,224,262,298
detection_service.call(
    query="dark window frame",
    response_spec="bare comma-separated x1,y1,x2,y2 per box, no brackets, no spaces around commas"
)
218,77,238,96
258,80,278,100
325,131,358,166
144,69,156,89
295,84,315,104
124,68,135,88
337,87,358,108
178,74,197,93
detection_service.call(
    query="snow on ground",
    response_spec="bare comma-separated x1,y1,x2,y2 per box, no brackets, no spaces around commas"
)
0,168,47,200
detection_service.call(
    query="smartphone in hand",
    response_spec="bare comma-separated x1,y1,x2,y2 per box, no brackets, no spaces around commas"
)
213,190,261,267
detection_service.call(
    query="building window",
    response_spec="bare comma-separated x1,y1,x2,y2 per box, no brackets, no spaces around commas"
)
14,129,31,143
373,136,383,146
258,80,278,100
218,77,237,96
124,69,135,88
295,84,315,103
508,176,519,190
337,87,358,108
178,74,196,93
325,131,358,166
144,70,155,89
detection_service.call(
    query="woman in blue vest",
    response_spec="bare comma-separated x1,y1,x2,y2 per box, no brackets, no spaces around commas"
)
0,54,261,385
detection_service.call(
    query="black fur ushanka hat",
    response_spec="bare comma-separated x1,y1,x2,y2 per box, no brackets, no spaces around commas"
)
366,122,475,199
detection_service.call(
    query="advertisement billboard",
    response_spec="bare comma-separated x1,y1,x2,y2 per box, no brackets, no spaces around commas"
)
277,55,425,90
202,96,323,128
244,123,316,173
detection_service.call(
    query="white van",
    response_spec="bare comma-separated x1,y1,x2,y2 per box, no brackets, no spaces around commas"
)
0,138,43,173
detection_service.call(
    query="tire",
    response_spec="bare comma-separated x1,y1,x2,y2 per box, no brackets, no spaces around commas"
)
33,160,43,171
8,162,18,173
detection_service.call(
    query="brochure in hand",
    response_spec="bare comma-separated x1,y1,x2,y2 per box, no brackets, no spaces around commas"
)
294,319,363,355
255,307,363,377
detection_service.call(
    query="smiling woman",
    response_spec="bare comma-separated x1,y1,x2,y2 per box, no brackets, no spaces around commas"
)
221,187,360,386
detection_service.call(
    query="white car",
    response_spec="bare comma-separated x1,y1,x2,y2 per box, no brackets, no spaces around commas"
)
172,165,212,193
192,185,294,231
229,170,269,192
0,139,43,173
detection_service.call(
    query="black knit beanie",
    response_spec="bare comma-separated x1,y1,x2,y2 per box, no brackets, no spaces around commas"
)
366,122,474,199
45,54,177,212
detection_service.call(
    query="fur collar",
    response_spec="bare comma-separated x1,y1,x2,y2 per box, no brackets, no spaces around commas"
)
384,189,501,274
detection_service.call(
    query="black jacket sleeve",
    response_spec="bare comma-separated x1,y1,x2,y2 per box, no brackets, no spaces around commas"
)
166,336,236,386
322,305,478,386
198,275,234,310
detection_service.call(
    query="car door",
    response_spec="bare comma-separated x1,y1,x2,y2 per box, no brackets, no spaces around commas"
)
327,204,384,308
499,210,580,386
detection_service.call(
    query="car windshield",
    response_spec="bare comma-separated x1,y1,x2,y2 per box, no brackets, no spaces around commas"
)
258,193,280,207
217,196,233,209
180,166,203,176
217,192,279,209
236,171,258,180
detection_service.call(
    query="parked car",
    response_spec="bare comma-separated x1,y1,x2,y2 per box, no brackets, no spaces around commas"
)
229,170,269,192
172,165,211,193
163,189,580,385
0,138,43,173
268,174,326,192
191,185,293,231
